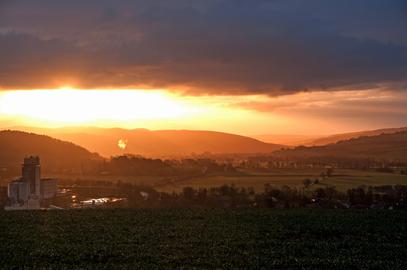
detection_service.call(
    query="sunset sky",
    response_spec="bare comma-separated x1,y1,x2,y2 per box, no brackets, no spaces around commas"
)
0,0,406,136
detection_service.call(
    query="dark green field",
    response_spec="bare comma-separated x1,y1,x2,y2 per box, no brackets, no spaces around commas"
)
155,168,407,192
0,209,406,269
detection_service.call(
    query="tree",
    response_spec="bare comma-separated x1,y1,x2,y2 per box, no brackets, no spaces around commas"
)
303,178,312,188
182,187,195,201
326,168,334,177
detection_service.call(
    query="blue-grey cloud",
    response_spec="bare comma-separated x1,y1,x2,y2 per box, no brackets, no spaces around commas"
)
0,0,406,94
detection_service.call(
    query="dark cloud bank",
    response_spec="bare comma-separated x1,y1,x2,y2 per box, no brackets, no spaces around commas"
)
0,0,406,94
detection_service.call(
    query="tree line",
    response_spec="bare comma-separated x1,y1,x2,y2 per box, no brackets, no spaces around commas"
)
31,182,407,210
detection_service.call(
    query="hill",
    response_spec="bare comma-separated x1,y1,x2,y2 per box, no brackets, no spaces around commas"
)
252,134,320,146
0,130,100,172
254,127,407,146
304,127,407,146
272,131,407,162
13,127,283,157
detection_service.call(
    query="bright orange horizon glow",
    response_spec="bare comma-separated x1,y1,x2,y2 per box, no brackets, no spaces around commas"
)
0,88,284,134
0,88,389,136
0,89,198,123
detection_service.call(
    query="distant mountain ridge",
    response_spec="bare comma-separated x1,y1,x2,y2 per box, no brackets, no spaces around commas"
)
304,127,407,146
273,131,407,162
252,134,320,146
254,127,407,146
12,127,284,157
0,130,100,171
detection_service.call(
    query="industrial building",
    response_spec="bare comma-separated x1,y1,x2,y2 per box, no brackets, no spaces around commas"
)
6,156,58,210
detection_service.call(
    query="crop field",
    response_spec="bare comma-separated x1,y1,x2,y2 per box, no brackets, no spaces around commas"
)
157,169,407,192
0,209,406,269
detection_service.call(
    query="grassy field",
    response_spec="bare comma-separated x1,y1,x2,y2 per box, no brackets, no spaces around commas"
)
156,168,407,192
24,168,407,193
0,209,406,269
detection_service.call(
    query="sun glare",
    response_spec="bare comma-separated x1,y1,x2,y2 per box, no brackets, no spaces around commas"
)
0,89,196,124
117,139,128,150
0,88,289,134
